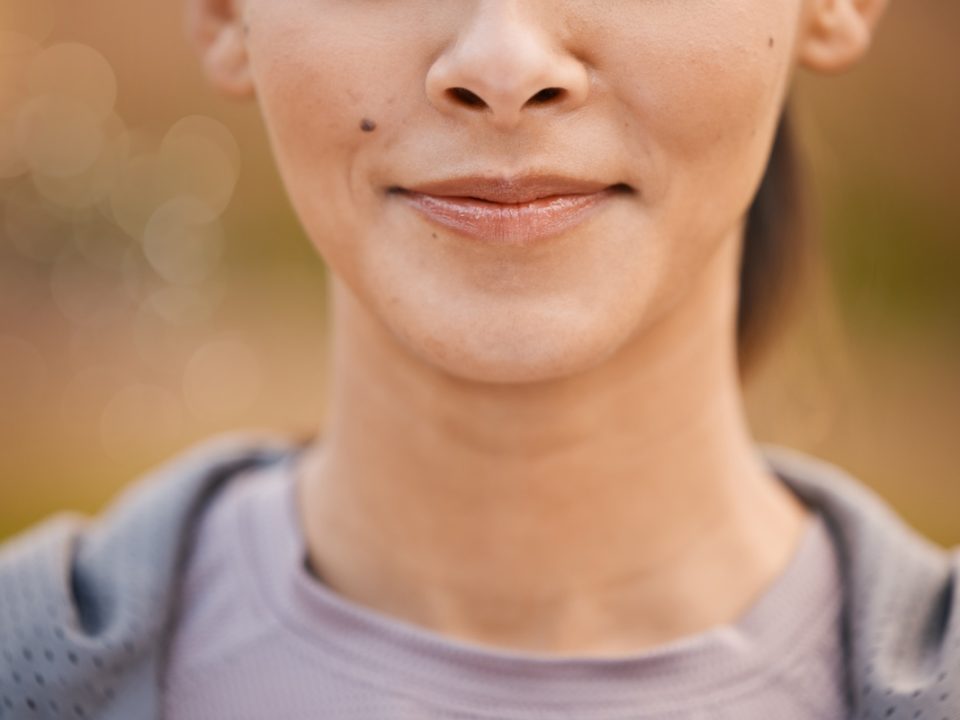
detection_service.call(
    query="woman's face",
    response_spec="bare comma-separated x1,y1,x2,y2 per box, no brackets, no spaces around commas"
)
215,0,872,383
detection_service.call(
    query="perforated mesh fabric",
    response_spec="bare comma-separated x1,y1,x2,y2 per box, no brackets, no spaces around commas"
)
0,432,292,720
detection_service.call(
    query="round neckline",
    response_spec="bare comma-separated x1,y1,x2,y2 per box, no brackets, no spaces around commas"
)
231,446,843,718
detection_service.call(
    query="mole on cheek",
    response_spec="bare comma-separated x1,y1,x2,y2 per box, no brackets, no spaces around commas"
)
360,118,378,132
768,37,774,48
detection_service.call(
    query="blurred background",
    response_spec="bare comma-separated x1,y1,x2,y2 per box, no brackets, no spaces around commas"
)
1,0,957,543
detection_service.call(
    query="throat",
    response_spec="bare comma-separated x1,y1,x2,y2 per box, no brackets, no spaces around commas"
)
295,441,811,656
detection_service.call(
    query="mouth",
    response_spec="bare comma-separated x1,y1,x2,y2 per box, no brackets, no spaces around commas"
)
387,175,634,245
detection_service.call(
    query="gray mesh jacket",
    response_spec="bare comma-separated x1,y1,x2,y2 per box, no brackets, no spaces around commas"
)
1,432,958,720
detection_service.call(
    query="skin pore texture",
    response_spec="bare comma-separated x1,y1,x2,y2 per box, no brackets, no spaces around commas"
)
188,0,888,654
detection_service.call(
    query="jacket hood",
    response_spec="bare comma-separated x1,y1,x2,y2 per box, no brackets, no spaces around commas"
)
1,433,957,719
758,444,960,718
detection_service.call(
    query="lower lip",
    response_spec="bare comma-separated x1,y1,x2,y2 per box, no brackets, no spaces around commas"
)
394,188,621,245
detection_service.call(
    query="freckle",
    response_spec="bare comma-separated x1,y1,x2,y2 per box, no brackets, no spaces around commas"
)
768,37,774,48
431,233,438,239
360,118,377,132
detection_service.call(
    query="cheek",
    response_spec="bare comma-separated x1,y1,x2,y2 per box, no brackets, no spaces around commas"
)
600,5,796,277
625,8,795,211
573,2,799,319
643,41,784,257
243,9,415,271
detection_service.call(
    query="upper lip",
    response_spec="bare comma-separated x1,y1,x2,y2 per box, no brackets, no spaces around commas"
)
394,175,629,205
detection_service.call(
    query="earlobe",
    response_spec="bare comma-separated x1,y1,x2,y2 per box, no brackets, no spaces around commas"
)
184,0,255,98
203,24,255,98
797,0,889,75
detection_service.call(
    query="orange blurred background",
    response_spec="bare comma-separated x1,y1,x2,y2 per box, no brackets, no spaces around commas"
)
1,1,958,542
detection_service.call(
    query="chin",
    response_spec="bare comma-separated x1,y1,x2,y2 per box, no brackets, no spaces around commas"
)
382,301,629,386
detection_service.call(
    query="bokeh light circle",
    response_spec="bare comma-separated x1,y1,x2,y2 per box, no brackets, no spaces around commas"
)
26,42,117,120
142,197,223,286
32,113,130,209
16,95,105,178
159,116,240,215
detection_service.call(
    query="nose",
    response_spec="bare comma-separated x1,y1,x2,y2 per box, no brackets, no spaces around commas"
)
425,2,590,130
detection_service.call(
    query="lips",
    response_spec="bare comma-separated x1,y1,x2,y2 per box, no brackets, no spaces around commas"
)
389,175,632,245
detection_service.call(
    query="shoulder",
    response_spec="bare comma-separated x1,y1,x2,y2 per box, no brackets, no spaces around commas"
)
0,430,298,720
759,442,960,714
757,441,953,586
758,442,948,560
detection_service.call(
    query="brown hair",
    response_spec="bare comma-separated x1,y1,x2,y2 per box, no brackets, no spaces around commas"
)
737,106,811,380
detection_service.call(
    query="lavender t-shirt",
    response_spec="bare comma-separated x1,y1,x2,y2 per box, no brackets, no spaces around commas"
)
162,451,849,719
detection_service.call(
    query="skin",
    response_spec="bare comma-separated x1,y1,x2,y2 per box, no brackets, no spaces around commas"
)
188,0,888,654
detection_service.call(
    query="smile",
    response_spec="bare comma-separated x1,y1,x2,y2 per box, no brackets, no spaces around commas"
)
389,176,633,246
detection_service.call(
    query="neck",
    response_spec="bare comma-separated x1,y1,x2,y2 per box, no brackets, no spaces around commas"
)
296,236,810,655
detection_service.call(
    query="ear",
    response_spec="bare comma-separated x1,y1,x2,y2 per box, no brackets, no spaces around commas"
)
797,0,890,74
184,0,254,98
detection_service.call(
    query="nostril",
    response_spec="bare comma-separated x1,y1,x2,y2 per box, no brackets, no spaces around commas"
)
527,87,565,105
447,87,487,108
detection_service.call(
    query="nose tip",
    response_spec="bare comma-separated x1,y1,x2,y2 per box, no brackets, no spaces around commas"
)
425,11,590,129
